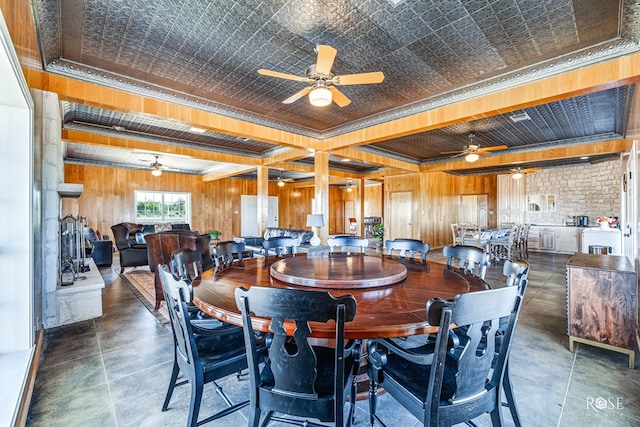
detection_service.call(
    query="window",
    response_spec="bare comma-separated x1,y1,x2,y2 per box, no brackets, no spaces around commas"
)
135,191,191,224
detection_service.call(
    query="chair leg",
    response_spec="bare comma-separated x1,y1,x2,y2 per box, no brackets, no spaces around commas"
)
162,357,180,411
247,406,261,427
187,379,204,427
368,377,379,427
503,363,522,427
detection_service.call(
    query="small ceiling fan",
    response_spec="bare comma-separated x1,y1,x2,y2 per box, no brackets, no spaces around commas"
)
258,45,385,107
275,171,294,187
510,166,540,179
150,155,164,176
442,133,508,162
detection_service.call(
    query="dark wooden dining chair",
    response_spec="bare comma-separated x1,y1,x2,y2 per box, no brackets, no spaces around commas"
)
171,247,204,284
443,244,490,280
385,238,430,262
213,240,247,279
158,264,250,427
499,260,530,427
327,235,369,254
235,286,361,427
367,285,519,427
262,236,301,260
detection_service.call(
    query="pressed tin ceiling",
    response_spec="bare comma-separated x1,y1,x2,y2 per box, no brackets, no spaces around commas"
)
32,0,640,176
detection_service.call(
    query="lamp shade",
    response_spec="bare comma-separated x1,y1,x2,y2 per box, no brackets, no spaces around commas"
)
306,214,325,227
309,87,332,107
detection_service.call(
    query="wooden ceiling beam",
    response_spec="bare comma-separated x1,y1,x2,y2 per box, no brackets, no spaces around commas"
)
320,52,640,151
329,147,419,172
419,139,632,173
62,129,262,165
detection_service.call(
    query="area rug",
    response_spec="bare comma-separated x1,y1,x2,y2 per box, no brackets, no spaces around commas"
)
120,269,169,324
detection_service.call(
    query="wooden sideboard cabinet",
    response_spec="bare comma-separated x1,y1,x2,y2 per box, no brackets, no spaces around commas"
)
566,254,638,368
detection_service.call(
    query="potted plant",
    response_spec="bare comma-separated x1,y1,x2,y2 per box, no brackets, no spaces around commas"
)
206,229,221,240
373,223,384,248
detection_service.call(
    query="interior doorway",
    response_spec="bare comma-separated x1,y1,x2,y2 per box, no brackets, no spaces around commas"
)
389,191,413,240
241,195,278,236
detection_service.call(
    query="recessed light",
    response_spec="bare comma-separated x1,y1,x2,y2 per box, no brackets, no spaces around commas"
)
113,125,125,131
341,158,351,162
509,112,531,123
580,156,589,160
189,127,206,133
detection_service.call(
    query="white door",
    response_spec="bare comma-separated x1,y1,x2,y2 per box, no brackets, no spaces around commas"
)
241,195,278,236
344,200,355,234
390,191,412,240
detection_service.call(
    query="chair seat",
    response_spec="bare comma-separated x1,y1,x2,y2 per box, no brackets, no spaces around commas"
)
383,343,458,402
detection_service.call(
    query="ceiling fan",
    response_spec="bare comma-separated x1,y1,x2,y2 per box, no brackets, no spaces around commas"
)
442,133,508,162
258,45,385,107
510,166,540,179
275,171,294,187
150,155,164,176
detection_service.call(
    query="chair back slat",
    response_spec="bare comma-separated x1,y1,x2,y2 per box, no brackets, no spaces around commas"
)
327,236,369,254
443,244,490,279
385,238,430,262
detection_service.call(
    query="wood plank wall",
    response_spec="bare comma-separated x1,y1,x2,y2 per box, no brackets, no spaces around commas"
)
64,164,495,248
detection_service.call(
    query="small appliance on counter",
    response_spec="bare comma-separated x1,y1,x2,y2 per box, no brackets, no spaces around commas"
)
577,216,589,226
580,227,622,255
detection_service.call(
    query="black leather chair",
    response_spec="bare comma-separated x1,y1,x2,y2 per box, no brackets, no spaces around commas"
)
158,265,250,427
83,227,114,267
384,238,430,262
111,222,150,273
327,236,369,254
443,244,490,280
235,286,361,427
367,285,520,427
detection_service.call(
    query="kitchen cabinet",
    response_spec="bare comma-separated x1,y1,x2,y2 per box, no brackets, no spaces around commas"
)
497,174,525,226
556,227,579,254
566,254,637,368
539,227,556,251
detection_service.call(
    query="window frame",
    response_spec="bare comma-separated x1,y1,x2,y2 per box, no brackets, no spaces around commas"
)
134,190,192,225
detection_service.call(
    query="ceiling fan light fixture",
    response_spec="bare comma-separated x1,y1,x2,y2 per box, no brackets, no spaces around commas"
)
512,172,523,180
309,87,332,107
151,168,162,177
277,179,285,187
465,152,479,163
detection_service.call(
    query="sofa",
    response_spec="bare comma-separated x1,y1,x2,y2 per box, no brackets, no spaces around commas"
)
263,227,313,245
110,222,192,273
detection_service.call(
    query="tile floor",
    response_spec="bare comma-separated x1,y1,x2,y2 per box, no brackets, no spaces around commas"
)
26,250,640,426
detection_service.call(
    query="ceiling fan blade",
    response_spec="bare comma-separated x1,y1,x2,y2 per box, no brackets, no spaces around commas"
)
315,45,337,75
522,167,540,173
334,71,385,85
258,69,308,82
477,145,508,153
329,87,351,107
440,150,465,155
282,86,312,104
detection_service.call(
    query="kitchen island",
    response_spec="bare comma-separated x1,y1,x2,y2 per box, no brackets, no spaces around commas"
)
566,253,637,368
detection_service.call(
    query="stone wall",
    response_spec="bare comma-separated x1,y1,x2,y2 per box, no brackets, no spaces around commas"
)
524,158,622,226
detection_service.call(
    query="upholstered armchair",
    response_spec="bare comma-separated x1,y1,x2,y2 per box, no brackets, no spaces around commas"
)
145,230,212,310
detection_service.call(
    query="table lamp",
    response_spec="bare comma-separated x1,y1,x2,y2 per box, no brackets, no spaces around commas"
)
306,214,325,247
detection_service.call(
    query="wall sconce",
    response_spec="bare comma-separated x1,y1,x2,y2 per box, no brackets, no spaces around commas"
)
306,214,325,246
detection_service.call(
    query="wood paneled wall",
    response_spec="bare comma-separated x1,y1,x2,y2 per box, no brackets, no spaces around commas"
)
63,164,493,247
63,165,351,238
384,171,498,249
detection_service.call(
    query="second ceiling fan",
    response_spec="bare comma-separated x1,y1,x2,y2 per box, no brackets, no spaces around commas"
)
442,133,508,162
258,45,384,107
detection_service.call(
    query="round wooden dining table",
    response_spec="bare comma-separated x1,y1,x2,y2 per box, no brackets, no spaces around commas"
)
192,253,488,340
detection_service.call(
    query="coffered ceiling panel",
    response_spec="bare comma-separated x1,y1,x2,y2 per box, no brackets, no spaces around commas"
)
32,0,640,177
